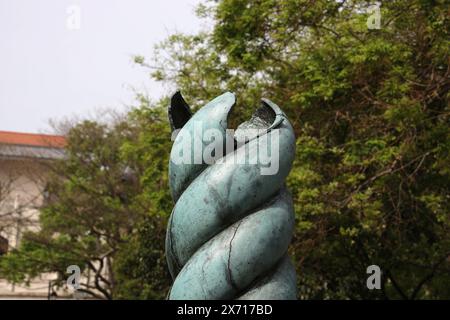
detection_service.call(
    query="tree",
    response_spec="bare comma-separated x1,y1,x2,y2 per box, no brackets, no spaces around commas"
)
112,97,173,299
136,0,450,299
0,101,173,299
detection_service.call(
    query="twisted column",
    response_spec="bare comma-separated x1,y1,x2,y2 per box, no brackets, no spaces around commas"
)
166,92,297,300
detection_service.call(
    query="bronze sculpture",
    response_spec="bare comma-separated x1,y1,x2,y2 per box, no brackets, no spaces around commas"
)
166,91,297,299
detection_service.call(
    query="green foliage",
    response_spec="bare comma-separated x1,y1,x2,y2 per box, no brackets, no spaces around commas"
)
113,216,171,299
112,96,173,299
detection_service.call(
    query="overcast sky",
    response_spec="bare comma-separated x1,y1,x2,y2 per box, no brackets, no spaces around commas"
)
0,0,203,133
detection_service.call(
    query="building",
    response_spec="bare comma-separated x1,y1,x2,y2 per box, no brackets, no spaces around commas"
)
0,130,66,299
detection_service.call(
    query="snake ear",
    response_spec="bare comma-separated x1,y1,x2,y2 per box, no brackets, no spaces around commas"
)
168,91,192,132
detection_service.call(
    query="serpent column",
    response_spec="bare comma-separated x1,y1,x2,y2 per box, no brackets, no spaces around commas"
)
166,91,297,299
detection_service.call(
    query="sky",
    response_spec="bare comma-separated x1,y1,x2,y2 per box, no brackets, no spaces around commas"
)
0,0,204,133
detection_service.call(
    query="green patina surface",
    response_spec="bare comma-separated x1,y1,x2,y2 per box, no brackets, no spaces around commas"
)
166,92,297,300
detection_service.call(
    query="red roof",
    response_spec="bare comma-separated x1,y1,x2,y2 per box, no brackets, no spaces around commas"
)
0,131,66,148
